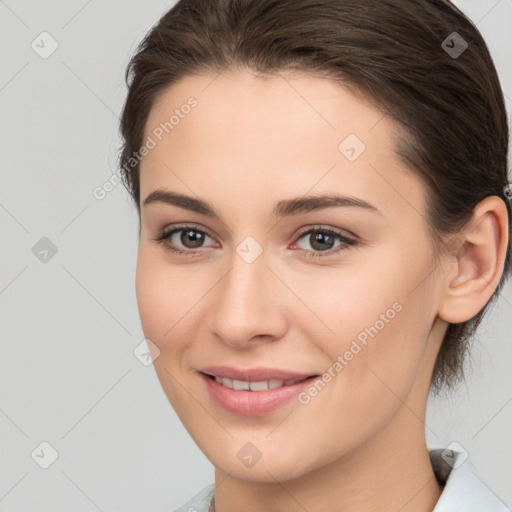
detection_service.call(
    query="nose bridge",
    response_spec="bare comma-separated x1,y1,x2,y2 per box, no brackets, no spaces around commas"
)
208,241,286,346
220,244,272,319
220,231,271,304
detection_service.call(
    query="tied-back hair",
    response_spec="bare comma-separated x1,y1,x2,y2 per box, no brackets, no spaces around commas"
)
119,0,511,395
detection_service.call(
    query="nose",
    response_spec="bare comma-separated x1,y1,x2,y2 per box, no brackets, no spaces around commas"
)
207,247,288,349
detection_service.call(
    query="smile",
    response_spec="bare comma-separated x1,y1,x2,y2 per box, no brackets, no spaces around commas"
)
199,368,320,416
210,375,310,391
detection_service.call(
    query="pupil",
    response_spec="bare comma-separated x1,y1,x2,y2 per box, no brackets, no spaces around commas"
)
182,230,204,248
311,232,334,251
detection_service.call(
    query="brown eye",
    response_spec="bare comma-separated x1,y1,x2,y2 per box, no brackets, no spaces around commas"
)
152,225,216,256
293,227,357,259
178,229,206,249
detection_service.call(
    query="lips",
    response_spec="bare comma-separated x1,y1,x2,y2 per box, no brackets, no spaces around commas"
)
199,365,320,416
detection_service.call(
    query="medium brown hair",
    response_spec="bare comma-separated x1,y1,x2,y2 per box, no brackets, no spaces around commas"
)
119,0,511,395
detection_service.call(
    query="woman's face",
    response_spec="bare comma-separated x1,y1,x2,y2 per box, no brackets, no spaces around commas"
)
136,69,448,481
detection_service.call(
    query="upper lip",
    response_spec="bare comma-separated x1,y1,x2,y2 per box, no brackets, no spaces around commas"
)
200,365,318,382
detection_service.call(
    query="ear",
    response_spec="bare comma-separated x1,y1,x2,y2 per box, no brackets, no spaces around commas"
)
438,195,509,324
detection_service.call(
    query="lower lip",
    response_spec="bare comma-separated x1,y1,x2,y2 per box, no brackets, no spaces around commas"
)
199,372,318,416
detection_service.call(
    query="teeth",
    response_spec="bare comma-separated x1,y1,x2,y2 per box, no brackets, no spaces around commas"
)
249,380,268,391
269,379,284,389
233,379,250,390
213,376,305,391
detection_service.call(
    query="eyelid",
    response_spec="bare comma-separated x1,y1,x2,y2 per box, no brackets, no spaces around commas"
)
294,224,357,242
153,222,358,257
290,225,357,258
153,223,218,248
155,223,356,242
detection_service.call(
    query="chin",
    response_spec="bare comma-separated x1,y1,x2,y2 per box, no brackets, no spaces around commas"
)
194,435,322,483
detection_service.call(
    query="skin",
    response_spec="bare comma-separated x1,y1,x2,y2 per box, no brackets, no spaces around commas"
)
135,68,508,512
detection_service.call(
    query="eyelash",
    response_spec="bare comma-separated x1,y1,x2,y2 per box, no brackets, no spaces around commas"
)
152,224,357,259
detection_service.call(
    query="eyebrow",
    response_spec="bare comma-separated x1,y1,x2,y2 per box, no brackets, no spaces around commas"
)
142,189,382,218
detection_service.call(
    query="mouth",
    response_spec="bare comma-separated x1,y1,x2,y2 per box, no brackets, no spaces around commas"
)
201,372,314,391
198,366,321,416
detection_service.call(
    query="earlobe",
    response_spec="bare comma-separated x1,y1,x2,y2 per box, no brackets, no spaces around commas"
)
438,196,509,324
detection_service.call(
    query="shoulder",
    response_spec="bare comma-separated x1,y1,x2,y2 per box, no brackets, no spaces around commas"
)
430,448,511,511
173,483,214,512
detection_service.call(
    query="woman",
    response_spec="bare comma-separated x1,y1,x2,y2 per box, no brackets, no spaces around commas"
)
119,0,511,510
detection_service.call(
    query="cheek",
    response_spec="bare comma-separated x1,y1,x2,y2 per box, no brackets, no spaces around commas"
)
135,245,215,375
286,281,432,468
135,253,166,339
135,245,191,340
296,252,434,400
135,249,193,411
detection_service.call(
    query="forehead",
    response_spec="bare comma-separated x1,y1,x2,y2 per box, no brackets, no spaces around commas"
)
144,68,387,146
139,69,426,222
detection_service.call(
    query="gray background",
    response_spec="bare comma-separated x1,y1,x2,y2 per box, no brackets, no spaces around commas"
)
1,1,511,510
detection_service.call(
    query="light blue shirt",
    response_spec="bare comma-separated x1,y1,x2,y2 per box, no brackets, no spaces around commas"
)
174,449,511,511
